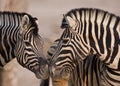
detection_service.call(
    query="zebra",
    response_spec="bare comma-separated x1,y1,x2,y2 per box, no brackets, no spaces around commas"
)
0,11,49,79
49,8,120,86
40,39,107,86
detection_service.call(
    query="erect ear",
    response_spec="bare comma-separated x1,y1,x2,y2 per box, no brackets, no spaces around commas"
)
66,16,76,28
21,15,30,30
33,17,38,24
61,15,76,29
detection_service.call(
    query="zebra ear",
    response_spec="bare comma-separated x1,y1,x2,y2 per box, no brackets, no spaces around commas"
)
66,16,76,28
61,15,70,29
20,15,29,33
33,17,39,24
61,15,76,29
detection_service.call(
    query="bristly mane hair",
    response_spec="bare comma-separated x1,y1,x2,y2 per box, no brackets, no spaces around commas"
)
65,8,120,20
0,11,39,35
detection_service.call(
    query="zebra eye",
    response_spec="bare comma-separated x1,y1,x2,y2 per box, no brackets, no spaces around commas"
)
24,40,31,46
62,38,70,45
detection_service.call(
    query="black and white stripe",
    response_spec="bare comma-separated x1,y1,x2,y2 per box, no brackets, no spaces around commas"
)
0,11,49,79
49,8,120,86
41,39,106,86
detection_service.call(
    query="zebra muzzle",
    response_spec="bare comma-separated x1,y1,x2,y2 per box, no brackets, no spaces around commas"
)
35,63,49,79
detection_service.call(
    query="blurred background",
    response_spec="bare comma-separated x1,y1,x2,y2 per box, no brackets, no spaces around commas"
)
0,0,120,86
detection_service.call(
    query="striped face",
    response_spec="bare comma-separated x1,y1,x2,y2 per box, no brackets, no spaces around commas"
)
49,15,80,80
49,11,90,81
49,11,89,80
15,15,49,79
49,29,79,80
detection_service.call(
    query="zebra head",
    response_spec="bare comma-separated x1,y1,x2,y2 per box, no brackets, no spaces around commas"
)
49,11,90,82
14,15,49,79
49,16,82,80
48,30,78,84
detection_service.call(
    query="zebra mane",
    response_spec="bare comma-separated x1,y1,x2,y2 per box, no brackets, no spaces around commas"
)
65,8,120,20
0,11,39,35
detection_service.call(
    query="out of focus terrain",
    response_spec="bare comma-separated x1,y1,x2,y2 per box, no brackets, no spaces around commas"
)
0,0,120,86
